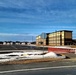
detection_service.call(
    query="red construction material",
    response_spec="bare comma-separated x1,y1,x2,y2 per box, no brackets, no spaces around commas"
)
48,47,74,53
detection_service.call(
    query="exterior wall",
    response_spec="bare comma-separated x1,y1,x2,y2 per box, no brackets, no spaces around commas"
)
65,32,72,39
64,31,72,45
48,31,62,46
61,31,65,45
36,35,46,45
48,31,72,46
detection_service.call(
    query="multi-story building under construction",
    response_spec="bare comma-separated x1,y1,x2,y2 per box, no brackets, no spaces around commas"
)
36,30,75,46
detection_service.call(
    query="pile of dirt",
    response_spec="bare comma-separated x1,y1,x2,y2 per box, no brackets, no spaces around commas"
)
0,58,63,65
70,45,76,48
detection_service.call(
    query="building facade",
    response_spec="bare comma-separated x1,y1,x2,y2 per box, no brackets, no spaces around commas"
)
36,33,48,45
36,30,73,46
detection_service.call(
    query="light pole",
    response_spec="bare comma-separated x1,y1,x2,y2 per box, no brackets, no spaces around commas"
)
31,35,33,50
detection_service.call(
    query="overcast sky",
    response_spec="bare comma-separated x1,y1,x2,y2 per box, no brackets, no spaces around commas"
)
0,0,76,41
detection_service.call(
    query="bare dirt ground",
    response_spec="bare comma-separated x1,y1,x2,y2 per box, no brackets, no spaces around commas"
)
0,58,63,65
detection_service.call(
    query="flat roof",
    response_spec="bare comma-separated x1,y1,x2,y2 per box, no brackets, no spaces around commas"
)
49,30,73,34
36,30,72,37
57,30,73,32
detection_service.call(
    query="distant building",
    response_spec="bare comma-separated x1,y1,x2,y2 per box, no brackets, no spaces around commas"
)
21,42,26,45
3,41,13,45
2,41,28,45
36,30,75,46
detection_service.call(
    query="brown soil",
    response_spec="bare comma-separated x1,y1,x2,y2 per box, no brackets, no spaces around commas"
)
0,58,63,65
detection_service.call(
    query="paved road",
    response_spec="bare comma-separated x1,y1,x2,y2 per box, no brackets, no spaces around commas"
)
0,66,76,75
0,58,76,75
